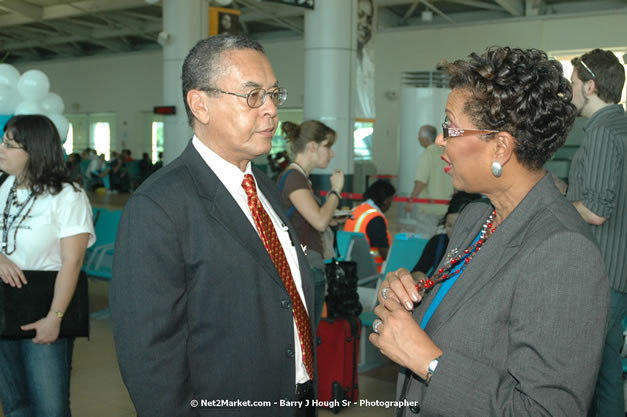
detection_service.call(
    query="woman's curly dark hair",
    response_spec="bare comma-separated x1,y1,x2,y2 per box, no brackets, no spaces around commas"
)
445,47,577,170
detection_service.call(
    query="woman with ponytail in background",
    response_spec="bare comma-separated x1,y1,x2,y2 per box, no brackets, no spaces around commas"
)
278,120,344,330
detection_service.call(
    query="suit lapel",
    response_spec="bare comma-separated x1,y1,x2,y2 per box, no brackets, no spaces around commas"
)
424,174,553,336
180,143,286,290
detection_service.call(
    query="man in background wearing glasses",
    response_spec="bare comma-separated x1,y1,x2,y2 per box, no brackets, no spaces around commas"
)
111,34,315,417
567,48,627,417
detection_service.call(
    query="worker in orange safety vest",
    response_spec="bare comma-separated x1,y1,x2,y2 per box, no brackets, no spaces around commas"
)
343,180,396,271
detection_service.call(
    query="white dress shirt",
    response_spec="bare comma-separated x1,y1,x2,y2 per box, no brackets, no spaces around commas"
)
192,136,310,384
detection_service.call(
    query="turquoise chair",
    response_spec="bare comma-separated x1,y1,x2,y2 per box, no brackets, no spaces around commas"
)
335,230,365,260
382,234,429,275
82,209,122,318
126,160,142,191
356,234,428,372
84,209,122,269
91,207,103,226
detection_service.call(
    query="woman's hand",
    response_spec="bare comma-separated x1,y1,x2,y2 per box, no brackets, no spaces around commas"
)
378,268,422,311
330,169,344,193
369,297,443,379
0,254,27,288
21,311,62,344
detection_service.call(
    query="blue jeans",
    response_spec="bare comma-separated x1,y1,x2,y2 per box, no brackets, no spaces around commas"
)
588,289,627,417
311,266,327,331
0,338,74,417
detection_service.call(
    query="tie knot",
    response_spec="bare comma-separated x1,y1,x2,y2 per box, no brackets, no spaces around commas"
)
242,174,257,199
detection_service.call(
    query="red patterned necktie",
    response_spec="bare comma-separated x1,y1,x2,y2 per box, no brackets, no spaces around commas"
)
241,174,314,380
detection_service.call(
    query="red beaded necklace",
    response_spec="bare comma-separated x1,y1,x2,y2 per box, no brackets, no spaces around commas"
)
416,209,498,296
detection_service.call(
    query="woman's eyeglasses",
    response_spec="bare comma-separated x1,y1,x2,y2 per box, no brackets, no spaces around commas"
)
442,118,499,139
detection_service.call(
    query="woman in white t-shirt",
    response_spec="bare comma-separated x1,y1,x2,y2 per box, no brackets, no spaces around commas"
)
0,114,95,417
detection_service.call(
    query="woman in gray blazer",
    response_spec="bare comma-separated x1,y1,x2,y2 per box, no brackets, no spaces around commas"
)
370,47,610,416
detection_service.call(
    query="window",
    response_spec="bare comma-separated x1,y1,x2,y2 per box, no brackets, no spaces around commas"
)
92,122,111,160
271,121,288,154
272,109,304,155
151,120,164,163
354,120,374,161
63,124,73,156
63,113,115,157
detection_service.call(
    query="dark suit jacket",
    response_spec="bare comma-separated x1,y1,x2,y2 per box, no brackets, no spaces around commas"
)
111,141,315,417
396,173,610,417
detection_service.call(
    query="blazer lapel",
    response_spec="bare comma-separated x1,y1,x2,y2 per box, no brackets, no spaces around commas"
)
180,142,286,290
424,174,554,336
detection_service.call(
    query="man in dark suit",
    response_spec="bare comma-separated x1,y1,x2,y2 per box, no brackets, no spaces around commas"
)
111,34,315,417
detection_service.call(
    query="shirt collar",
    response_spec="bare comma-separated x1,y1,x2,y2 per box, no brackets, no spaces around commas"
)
584,104,625,131
192,135,253,193
366,198,382,212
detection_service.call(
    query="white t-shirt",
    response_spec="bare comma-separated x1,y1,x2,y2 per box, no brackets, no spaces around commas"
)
0,177,95,271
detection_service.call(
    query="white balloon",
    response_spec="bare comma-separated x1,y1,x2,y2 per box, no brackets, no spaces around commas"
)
48,113,69,142
15,100,45,115
0,64,20,87
0,85,19,114
17,70,50,102
41,92,65,115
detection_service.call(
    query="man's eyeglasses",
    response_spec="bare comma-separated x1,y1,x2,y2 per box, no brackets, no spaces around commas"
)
442,118,499,139
0,139,24,150
201,87,288,108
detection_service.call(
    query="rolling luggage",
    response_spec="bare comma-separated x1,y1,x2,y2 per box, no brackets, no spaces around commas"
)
316,316,360,413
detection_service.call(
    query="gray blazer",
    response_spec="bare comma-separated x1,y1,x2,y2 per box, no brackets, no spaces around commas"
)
396,173,610,417
111,141,315,417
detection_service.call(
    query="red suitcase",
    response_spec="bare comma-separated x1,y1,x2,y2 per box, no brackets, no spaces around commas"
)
316,316,361,413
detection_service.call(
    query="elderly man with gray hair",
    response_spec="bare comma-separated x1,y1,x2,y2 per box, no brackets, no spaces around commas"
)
406,124,454,237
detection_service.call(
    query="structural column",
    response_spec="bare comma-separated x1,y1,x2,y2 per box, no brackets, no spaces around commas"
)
304,0,356,192
161,0,208,164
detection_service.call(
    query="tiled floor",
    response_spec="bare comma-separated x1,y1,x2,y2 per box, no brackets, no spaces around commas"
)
1,280,399,417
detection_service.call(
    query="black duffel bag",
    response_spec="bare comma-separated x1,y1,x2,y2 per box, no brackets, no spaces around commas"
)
325,259,362,319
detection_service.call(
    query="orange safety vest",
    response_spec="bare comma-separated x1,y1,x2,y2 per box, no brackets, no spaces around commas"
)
343,202,392,271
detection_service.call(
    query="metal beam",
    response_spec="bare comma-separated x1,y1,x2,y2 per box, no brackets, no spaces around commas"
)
118,11,162,23
0,0,150,28
493,0,524,16
421,0,456,24
0,0,42,21
44,21,95,38
237,0,303,33
89,39,132,52
401,2,420,23
447,0,504,11
1,22,161,51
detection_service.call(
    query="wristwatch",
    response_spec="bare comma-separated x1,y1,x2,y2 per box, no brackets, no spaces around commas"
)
425,355,441,385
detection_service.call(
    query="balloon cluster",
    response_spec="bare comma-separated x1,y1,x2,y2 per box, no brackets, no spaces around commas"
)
0,63,69,141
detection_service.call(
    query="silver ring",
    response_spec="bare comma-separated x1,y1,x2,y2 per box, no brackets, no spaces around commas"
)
381,287,390,300
372,319,383,334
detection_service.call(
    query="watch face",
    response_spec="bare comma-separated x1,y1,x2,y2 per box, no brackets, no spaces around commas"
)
428,358,439,372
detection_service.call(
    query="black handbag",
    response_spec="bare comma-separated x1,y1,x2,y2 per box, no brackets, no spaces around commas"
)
0,270,90,338
325,259,362,319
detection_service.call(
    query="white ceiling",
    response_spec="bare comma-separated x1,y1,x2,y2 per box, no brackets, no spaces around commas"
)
0,0,624,64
